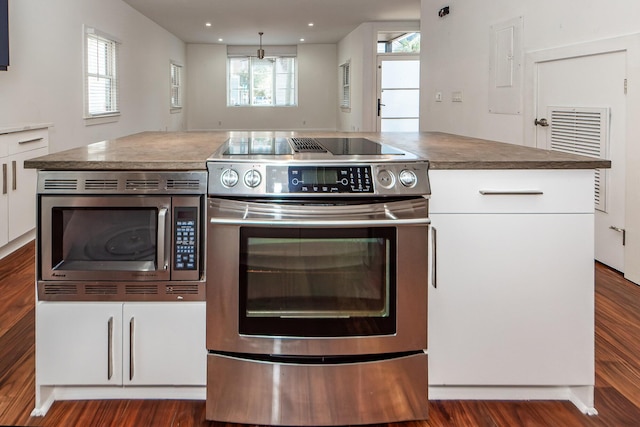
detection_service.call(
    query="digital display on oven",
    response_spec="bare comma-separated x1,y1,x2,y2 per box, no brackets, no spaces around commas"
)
288,166,372,193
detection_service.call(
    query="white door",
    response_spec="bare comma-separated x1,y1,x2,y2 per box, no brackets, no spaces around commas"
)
377,56,420,132
535,51,627,272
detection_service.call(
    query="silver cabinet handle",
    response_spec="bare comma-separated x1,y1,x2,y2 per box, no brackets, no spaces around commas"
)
129,317,135,381
18,137,43,145
11,160,16,191
2,164,6,195
157,207,169,270
431,226,437,289
107,316,114,381
479,190,543,195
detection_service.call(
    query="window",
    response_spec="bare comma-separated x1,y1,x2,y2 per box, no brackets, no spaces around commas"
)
84,27,119,118
377,32,421,54
340,61,351,110
228,56,297,106
170,62,183,109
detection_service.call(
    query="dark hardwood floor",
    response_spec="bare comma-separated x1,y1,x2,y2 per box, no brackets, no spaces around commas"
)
1,242,639,426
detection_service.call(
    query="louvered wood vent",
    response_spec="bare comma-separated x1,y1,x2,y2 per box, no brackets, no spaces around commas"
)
548,106,609,212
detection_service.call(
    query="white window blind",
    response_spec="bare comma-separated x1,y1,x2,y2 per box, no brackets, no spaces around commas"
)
84,28,119,118
170,62,183,109
340,61,351,109
547,106,609,211
227,56,297,107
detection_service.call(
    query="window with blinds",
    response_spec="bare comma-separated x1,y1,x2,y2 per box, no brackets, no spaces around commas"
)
170,62,183,109
340,61,351,110
547,106,609,211
84,27,119,118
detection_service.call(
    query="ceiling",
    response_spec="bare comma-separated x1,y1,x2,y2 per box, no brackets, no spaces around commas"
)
122,0,421,45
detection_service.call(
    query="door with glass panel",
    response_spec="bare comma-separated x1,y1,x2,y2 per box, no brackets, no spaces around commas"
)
376,56,420,132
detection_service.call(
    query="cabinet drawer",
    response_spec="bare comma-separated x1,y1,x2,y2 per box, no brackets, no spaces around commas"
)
1,129,49,155
429,169,595,214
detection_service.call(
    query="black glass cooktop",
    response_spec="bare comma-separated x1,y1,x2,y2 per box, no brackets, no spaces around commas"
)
220,137,406,156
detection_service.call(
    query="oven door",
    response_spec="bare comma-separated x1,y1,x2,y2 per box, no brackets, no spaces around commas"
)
207,197,429,356
40,195,172,281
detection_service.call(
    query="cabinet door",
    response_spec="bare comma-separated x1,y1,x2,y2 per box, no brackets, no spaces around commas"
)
36,302,123,385
8,147,47,241
123,302,206,386
428,213,594,385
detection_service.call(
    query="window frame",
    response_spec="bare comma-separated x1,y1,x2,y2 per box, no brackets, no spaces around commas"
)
340,60,351,111
227,55,298,107
170,61,183,111
83,26,120,122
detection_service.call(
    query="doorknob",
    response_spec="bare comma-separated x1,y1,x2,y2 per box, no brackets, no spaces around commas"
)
377,98,386,116
534,118,549,127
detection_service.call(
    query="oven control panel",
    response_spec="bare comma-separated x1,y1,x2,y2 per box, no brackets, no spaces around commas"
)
174,207,197,271
207,161,430,197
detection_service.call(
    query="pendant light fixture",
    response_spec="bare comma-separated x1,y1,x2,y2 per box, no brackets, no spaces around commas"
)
257,32,265,59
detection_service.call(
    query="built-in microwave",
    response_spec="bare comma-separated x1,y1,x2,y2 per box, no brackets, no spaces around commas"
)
36,171,206,301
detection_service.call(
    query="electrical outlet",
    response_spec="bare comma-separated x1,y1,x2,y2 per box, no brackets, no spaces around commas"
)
452,91,463,102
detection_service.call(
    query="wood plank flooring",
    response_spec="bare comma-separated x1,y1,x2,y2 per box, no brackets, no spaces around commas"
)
1,241,639,426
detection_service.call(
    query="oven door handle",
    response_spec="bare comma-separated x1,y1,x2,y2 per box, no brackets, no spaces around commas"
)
157,207,169,270
209,217,430,227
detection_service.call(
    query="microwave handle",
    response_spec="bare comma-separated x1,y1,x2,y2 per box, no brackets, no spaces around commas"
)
157,207,169,270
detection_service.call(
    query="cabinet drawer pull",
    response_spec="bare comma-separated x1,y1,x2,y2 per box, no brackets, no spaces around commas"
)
2,164,6,195
479,190,544,196
18,137,44,145
11,160,16,191
107,317,114,381
129,317,135,381
431,226,437,289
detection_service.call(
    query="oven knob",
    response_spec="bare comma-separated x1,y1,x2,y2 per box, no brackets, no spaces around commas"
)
244,169,262,188
376,169,395,189
399,169,418,188
221,169,239,187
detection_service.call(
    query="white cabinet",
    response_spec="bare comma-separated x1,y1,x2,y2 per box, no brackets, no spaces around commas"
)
0,126,49,247
36,302,206,386
428,169,595,386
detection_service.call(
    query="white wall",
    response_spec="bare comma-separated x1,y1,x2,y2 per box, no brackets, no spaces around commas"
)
186,43,337,131
420,0,640,143
0,0,186,152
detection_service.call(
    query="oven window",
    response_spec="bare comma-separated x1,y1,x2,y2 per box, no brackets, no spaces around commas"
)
51,207,158,271
239,227,396,337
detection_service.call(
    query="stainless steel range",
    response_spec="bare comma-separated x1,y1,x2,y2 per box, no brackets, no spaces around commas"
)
205,136,430,426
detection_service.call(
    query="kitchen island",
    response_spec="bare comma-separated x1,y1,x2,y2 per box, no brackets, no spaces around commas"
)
25,131,609,418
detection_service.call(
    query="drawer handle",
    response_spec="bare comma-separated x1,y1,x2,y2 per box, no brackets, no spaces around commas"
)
479,190,544,196
2,164,6,195
19,137,44,145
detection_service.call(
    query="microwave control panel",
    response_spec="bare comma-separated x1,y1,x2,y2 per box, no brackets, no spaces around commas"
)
173,206,198,271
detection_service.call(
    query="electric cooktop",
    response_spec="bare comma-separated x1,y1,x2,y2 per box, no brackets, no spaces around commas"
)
211,136,418,161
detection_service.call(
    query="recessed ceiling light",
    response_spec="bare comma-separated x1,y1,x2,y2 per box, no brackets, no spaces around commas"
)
300,38,305,42
218,38,223,42
205,22,212,27
308,22,314,27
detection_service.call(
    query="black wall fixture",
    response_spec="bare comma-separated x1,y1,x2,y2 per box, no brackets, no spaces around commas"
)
438,6,450,18
1,0,8,71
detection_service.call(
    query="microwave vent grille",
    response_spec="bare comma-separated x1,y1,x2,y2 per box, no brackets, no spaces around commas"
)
43,283,78,295
85,284,118,295
85,179,118,191
166,284,200,295
43,179,78,191
126,284,159,295
167,179,202,190
125,179,160,190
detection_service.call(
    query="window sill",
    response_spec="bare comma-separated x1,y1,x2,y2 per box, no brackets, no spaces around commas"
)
340,107,351,113
84,113,120,126
170,107,183,114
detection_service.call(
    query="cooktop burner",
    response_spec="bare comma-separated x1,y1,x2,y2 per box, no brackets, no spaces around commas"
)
217,137,411,158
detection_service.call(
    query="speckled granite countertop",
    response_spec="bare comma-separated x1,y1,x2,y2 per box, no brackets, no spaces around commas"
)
23,131,611,170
